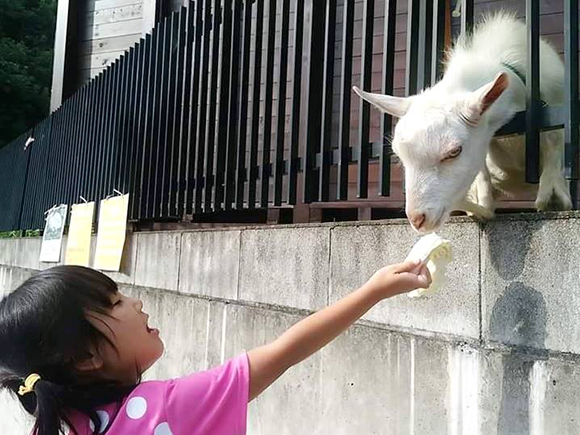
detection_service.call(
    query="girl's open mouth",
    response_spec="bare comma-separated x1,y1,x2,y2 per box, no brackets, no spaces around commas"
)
146,326,159,335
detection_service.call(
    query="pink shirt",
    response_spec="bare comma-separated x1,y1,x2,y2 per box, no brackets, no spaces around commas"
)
67,354,249,435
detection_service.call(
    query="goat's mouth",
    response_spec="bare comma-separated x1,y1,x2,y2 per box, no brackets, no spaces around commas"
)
411,209,449,234
433,209,449,230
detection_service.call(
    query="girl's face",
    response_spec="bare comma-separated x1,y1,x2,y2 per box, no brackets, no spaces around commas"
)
87,292,164,384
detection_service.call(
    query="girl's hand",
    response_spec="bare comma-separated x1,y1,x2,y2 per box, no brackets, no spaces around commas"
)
364,259,432,299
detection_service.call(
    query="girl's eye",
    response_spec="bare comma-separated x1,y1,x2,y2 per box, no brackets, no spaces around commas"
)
442,146,462,162
114,299,123,306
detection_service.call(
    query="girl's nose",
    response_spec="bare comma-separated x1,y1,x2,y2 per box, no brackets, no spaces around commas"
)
133,297,144,311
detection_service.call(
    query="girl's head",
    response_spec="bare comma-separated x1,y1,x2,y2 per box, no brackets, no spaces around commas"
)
0,265,164,434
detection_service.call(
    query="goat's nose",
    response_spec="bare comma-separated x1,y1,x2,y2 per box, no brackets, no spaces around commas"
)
408,212,426,229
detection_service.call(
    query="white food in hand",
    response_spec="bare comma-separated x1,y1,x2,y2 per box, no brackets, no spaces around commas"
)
405,233,452,298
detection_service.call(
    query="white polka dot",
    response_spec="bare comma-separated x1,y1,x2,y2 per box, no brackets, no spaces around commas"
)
154,422,173,435
126,396,148,419
97,411,110,433
89,411,109,433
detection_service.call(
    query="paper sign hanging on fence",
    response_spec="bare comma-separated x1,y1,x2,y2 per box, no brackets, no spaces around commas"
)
65,202,95,266
94,194,129,271
39,204,68,263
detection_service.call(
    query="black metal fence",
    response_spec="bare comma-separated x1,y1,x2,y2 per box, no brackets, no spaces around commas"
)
0,0,578,231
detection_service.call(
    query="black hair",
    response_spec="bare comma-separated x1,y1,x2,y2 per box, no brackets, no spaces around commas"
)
0,266,137,435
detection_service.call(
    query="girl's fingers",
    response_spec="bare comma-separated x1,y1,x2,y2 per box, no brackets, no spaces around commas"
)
410,272,429,289
417,273,431,288
407,264,431,289
412,262,426,274
419,264,432,285
394,259,422,273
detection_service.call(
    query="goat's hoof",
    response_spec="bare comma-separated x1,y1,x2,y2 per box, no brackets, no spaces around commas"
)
555,191,574,211
535,190,573,212
466,211,494,221
535,197,550,212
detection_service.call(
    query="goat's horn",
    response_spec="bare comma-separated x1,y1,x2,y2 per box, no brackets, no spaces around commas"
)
352,87,413,118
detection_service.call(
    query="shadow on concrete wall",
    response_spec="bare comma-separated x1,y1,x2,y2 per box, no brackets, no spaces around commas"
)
485,219,548,434
489,282,547,435
485,219,545,282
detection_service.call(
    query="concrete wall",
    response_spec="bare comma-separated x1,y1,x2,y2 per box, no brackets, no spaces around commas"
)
2,213,580,434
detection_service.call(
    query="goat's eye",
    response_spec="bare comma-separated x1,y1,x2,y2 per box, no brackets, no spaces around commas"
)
442,146,462,161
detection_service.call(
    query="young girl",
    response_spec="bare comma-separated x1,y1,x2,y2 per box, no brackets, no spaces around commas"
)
0,260,430,435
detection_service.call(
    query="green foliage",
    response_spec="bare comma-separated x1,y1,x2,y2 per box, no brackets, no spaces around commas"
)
0,229,40,238
0,0,57,147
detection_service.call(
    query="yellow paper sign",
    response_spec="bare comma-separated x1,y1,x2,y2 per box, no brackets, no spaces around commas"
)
65,202,95,266
94,194,129,271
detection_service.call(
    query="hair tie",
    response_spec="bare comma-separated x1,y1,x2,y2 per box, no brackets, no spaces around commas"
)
18,373,41,396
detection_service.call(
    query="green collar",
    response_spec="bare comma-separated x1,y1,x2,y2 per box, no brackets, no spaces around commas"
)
500,62,527,86
500,61,547,106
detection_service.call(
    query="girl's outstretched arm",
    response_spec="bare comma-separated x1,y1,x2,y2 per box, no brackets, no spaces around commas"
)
246,259,431,401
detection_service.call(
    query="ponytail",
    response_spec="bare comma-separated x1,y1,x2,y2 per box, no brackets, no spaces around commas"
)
31,378,68,435
0,373,71,435
2,372,136,435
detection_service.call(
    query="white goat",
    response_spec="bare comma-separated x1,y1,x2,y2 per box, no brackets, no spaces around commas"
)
354,12,572,233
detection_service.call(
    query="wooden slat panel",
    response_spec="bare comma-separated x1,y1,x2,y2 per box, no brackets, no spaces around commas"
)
80,68,105,83
88,4,143,25
80,18,143,41
86,0,143,13
80,50,128,70
80,34,142,56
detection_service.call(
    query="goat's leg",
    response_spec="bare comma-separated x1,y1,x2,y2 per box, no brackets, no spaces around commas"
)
474,167,495,211
457,199,495,220
459,168,495,220
535,130,573,211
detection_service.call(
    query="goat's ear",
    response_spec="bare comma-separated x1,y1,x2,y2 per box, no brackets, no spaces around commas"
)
353,87,413,118
470,72,509,119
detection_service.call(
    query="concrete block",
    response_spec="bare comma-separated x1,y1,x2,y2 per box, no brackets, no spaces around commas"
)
9,268,36,292
0,266,11,296
13,237,41,270
319,325,453,435
482,218,580,353
153,291,210,380
0,238,17,266
117,283,138,298
0,239,8,266
479,351,540,435
540,358,580,434
222,303,324,435
179,230,240,299
476,348,580,435
446,344,488,435
134,232,181,291
239,226,330,311
330,222,480,338
205,301,227,369
0,267,37,297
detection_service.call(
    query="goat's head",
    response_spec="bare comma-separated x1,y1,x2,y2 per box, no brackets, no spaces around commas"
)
354,72,509,233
